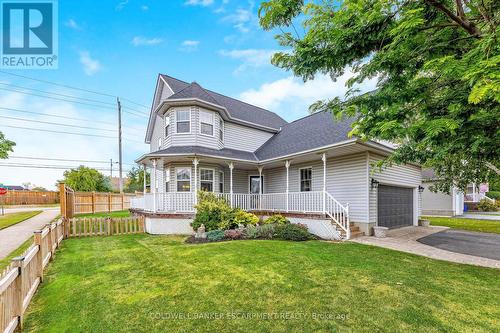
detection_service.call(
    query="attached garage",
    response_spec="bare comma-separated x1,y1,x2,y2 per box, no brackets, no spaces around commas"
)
377,185,414,229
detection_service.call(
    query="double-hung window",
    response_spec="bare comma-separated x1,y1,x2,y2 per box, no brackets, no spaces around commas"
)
165,115,170,137
176,168,191,192
219,118,224,142
300,167,312,192
176,110,190,133
219,171,224,193
200,111,214,136
200,169,214,192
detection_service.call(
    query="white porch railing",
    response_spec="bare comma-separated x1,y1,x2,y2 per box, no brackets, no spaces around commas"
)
131,191,350,239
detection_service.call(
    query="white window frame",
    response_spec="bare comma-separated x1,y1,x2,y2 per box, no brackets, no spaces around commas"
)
299,167,313,192
176,109,191,134
200,168,215,192
165,168,170,192
165,115,171,137
218,171,224,193
176,167,191,192
158,137,162,150
199,110,214,137
219,117,224,142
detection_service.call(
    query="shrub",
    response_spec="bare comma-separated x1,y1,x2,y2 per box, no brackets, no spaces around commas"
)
274,223,312,241
207,230,225,242
243,225,259,239
256,224,275,239
477,199,497,212
486,191,500,200
192,192,232,231
263,214,289,225
224,229,243,240
232,209,259,227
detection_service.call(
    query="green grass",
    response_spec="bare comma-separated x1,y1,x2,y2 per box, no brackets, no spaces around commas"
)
0,210,42,230
0,237,33,271
424,216,500,234
75,210,131,218
24,236,500,332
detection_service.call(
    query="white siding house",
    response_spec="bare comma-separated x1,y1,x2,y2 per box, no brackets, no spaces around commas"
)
134,74,423,239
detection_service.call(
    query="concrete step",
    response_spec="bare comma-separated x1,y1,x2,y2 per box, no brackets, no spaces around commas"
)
350,226,360,232
349,231,365,239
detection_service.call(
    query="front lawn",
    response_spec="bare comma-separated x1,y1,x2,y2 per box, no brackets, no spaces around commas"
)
24,235,499,332
424,216,500,234
0,210,42,230
75,210,131,218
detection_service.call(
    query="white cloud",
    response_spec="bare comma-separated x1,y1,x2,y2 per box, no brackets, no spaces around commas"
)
219,49,276,73
79,51,102,76
65,19,81,30
239,71,378,120
131,36,164,46
185,0,214,6
115,0,129,11
0,91,146,190
180,40,200,52
141,5,149,11
222,8,253,33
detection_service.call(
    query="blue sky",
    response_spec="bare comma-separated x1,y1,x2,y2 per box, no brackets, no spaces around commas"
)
0,0,376,189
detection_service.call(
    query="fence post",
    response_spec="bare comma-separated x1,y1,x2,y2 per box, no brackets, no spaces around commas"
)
33,231,44,282
140,216,145,233
59,182,67,219
45,224,53,260
108,193,112,213
92,191,96,214
11,256,26,331
107,217,112,236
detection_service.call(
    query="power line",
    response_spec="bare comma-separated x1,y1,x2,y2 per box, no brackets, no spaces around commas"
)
0,115,117,132
9,156,135,166
0,86,148,117
0,69,150,108
0,162,131,172
0,107,144,133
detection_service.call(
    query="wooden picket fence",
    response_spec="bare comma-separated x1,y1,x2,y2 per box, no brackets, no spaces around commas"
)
0,191,59,205
0,216,144,332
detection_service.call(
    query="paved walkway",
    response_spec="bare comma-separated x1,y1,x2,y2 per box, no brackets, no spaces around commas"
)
351,226,500,269
0,208,60,259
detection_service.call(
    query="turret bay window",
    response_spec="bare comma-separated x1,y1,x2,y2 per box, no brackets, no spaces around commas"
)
200,110,214,136
165,115,170,137
176,168,191,192
300,167,312,192
200,168,214,192
176,110,190,133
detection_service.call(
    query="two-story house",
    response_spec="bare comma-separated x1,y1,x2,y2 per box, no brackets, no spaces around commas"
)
133,74,423,240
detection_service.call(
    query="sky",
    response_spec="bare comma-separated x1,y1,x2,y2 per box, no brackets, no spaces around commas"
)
0,0,376,190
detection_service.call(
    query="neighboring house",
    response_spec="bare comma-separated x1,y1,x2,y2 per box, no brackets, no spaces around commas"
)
3,185,27,191
132,74,423,240
421,169,464,217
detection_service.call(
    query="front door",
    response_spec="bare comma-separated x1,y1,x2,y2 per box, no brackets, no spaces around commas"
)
249,176,263,210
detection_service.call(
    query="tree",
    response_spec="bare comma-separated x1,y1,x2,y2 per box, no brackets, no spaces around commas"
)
60,166,111,192
0,131,15,159
259,0,499,193
32,186,48,192
124,166,149,193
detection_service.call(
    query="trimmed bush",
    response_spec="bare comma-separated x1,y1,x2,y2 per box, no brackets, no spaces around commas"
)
243,225,259,239
477,199,497,212
256,224,276,239
192,192,233,231
232,209,259,227
263,214,289,225
207,230,225,242
224,229,243,240
274,223,312,241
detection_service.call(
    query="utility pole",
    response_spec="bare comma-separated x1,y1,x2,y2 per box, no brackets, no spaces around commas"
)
110,159,113,178
117,97,123,193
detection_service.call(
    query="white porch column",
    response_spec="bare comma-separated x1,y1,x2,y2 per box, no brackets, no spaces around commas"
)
229,162,234,208
152,159,157,212
193,157,199,206
285,160,290,212
258,166,263,210
322,153,327,213
143,164,147,194
472,183,477,202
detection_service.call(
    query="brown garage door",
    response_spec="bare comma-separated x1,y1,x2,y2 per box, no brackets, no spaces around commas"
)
378,185,413,229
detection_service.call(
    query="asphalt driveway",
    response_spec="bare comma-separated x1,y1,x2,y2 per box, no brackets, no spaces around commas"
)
417,229,500,261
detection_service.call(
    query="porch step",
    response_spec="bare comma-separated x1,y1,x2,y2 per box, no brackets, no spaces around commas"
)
349,230,365,239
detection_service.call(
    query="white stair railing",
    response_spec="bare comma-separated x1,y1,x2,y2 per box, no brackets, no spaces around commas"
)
324,191,350,240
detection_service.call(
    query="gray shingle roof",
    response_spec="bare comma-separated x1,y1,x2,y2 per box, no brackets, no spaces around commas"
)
255,112,356,160
153,146,258,161
160,74,287,130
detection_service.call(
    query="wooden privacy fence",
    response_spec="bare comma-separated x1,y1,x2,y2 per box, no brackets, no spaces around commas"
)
0,191,59,205
59,183,138,218
0,216,144,333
